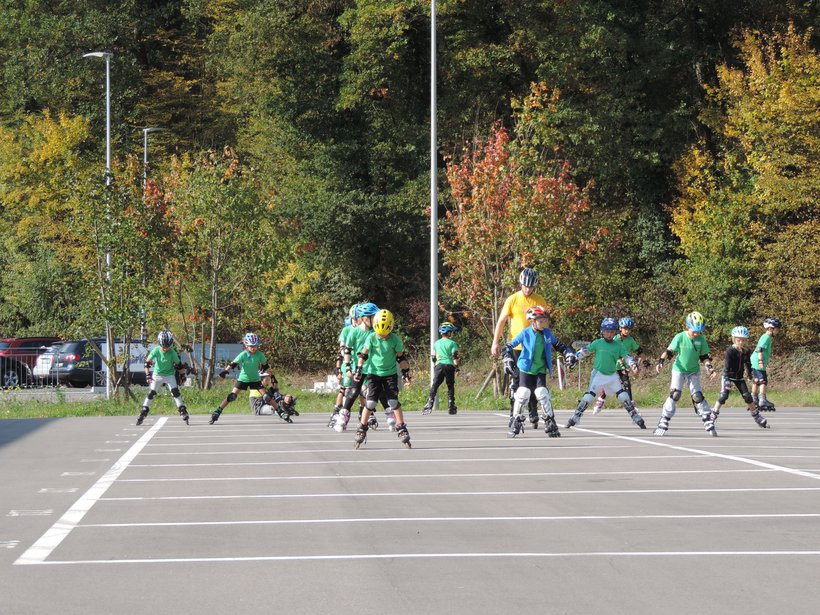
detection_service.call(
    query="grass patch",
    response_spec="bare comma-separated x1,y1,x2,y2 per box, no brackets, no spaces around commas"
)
1,364,818,419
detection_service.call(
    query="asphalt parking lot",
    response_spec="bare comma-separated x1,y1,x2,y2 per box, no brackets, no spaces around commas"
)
1,407,819,614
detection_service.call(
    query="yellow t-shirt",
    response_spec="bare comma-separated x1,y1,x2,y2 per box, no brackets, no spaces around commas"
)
500,290,548,349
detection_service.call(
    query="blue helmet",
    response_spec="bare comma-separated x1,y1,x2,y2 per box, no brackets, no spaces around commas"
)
618,317,634,329
519,267,538,287
243,332,260,347
348,304,359,319
438,323,459,335
356,302,379,318
600,317,618,331
344,316,352,327
731,326,749,338
685,311,706,332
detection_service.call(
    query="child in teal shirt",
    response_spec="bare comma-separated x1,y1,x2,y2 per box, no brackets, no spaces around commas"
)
422,324,461,415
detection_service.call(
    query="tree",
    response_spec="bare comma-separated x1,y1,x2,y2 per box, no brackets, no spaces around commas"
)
670,24,819,344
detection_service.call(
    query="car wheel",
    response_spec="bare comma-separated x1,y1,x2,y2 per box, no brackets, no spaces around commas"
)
94,370,106,387
2,367,22,388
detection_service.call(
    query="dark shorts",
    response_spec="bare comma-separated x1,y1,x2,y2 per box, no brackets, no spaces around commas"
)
365,373,400,405
751,369,768,384
235,380,263,391
519,371,547,390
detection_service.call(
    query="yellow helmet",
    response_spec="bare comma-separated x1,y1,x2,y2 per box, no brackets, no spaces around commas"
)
373,309,395,336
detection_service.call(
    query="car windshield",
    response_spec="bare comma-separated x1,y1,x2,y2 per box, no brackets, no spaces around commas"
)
0,342,10,350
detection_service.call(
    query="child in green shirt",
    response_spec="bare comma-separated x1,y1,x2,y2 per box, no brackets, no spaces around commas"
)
209,332,285,424
654,311,718,436
137,330,190,426
751,317,782,411
352,309,412,449
567,318,643,429
422,324,461,415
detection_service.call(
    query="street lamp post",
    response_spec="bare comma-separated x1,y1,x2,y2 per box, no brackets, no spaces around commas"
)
83,51,114,399
140,127,167,341
430,0,439,400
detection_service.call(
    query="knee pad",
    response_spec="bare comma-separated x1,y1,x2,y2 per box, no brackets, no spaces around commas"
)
616,390,631,404
717,391,730,405
147,389,157,400
365,399,378,410
669,389,682,401
171,387,181,398
514,386,531,404
226,392,237,403
534,387,550,405
742,392,753,404
581,391,596,405
387,398,400,410
691,391,704,404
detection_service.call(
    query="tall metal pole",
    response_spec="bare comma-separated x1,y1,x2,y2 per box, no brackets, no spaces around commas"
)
141,127,166,341
84,51,114,399
429,0,439,395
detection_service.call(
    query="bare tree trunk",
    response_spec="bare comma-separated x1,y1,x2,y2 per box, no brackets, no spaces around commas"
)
205,270,218,390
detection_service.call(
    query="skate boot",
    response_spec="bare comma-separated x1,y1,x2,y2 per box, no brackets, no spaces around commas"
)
565,410,584,429
367,414,379,430
529,413,539,431
701,411,717,436
448,403,457,415
353,424,368,449
758,399,776,412
654,416,669,436
334,408,350,433
627,406,646,429
136,406,149,426
396,423,411,448
507,414,525,438
386,409,397,431
209,407,222,425
179,405,189,425
752,393,759,408
277,407,293,423
422,399,434,415
751,410,770,428
592,394,606,415
328,406,340,428
544,416,561,438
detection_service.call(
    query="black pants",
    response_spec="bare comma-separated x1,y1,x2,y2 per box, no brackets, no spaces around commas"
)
510,349,538,419
427,363,456,408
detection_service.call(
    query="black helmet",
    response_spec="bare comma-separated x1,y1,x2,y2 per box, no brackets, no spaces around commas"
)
519,267,538,287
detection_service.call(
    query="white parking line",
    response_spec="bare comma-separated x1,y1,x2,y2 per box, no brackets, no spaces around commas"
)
117,468,776,482
29,550,820,565
99,486,820,502
79,512,820,528
571,427,820,480
14,418,167,566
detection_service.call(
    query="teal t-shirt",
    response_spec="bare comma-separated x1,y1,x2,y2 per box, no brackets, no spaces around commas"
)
616,334,639,355
148,346,180,377
232,349,267,383
753,333,772,369
523,333,547,375
338,324,353,346
587,338,629,375
668,331,710,374
364,332,404,376
433,337,459,365
346,325,373,374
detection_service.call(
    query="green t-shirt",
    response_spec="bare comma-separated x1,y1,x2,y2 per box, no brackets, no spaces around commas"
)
338,324,353,346
364,332,404,376
616,334,639,355
523,333,547,376
232,349,267,383
148,346,180,377
587,338,629,376
668,331,710,374
346,325,373,374
433,337,459,365
753,333,772,370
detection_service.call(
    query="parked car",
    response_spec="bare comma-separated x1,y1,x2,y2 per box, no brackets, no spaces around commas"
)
0,337,61,388
32,344,63,385
49,339,149,388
